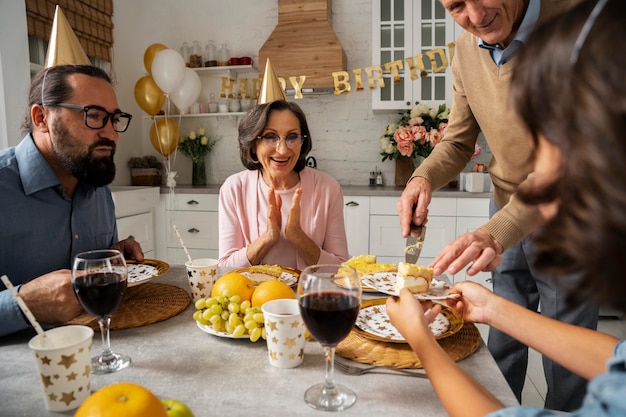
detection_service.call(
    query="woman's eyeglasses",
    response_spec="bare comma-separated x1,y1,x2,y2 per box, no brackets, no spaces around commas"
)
45,103,132,133
257,133,306,149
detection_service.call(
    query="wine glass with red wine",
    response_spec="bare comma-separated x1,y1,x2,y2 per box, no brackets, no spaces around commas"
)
297,264,362,411
71,249,130,374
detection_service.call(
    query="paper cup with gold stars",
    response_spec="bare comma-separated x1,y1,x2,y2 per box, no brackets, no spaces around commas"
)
262,299,306,368
185,258,219,303
28,325,94,411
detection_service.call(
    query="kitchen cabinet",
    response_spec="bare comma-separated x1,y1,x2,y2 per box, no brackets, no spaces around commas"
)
371,0,461,110
343,196,370,257
157,193,219,264
109,186,160,258
368,196,456,267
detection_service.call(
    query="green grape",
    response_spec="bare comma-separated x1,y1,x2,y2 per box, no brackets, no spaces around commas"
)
249,327,262,342
240,300,251,311
252,313,264,323
261,327,267,340
212,320,223,332
232,324,246,338
202,309,213,321
194,298,206,310
192,310,203,322
209,314,222,325
210,304,223,315
225,322,234,334
215,295,227,305
228,313,241,328
244,320,257,330
220,310,230,321
229,295,241,304
227,302,240,314
205,298,218,307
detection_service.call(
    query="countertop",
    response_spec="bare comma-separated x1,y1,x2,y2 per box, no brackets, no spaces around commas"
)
160,184,492,198
0,266,517,417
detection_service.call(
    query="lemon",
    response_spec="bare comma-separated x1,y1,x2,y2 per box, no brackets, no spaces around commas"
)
211,272,255,301
75,382,168,417
251,280,295,307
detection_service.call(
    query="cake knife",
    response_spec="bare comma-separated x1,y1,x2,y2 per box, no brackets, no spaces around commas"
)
405,224,426,264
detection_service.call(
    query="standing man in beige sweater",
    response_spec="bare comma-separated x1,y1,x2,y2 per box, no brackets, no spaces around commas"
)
397,0,595,411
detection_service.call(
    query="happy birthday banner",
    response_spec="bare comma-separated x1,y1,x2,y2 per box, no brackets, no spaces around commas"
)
220,42,456,99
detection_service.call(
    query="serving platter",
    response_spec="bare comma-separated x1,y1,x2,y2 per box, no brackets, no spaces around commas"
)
361,272,456,300
126,259,170,287
231,265,300,287
196,321,250,340
354,298,463,343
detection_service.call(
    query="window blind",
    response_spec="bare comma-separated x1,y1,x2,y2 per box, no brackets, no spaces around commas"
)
25,0,114,62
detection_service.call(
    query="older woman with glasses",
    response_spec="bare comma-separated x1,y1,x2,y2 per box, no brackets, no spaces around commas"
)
218,100,349,269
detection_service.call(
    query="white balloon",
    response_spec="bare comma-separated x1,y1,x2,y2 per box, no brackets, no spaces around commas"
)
151,49,186,93
170,68,201,112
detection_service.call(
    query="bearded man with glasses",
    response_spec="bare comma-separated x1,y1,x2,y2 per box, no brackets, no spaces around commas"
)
0,65,144,337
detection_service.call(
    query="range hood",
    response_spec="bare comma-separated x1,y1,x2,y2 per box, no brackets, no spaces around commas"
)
259,0,347,93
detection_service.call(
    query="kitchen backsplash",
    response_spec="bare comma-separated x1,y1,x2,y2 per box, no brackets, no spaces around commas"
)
111,0,491,188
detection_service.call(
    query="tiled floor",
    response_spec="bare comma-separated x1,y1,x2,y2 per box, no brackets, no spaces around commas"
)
476,315,626,408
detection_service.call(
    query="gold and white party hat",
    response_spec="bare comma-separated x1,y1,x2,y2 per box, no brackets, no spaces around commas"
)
256,58,287,104
44,5,90,68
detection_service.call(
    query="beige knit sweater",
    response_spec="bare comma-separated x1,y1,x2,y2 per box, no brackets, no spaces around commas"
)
412,0,577,250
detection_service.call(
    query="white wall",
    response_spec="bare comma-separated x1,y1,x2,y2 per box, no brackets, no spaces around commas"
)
0,1,30,149
112,0,490,187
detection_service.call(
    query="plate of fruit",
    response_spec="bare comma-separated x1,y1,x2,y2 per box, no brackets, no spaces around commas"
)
192,294,266,342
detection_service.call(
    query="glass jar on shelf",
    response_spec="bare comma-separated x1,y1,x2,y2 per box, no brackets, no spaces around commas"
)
218,94,229,113
179,41,190,67
228,94,241,112
204,40,217,67
189,40,203,68
207,93,218,113
218,43,230,66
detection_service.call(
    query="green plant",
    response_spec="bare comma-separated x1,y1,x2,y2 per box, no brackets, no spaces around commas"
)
128,155,162,170
178,127,217,163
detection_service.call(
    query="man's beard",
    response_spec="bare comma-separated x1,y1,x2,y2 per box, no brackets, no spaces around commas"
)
51,118,116,187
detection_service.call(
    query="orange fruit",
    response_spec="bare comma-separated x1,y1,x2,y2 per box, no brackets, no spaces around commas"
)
211,272,255,301
251,280,295,307
75,382,167,417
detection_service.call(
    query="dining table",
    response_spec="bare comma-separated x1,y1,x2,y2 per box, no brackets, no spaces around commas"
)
0,265,518,416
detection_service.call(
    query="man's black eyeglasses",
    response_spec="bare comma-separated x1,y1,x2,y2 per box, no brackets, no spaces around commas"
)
46,103,132,133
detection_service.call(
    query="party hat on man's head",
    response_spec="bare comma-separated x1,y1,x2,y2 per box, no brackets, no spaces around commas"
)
257,58,287,104
44,5,90,68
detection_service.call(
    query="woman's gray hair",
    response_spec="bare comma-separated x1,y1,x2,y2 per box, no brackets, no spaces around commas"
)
237,100,312,172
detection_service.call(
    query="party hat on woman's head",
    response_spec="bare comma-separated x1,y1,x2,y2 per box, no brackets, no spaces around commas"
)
44,5,90,68
257,58,287,104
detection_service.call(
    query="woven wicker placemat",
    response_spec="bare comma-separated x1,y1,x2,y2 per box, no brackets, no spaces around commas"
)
336,322,481,369
66,283,190,331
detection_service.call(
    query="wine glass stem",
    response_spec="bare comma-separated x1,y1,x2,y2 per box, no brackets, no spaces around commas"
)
97,317,114,361
322,346,339,397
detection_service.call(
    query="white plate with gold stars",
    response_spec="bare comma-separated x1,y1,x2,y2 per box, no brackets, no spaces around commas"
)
353,299,464,343
196,321,250,340
360,273,455,300
126,259,169,287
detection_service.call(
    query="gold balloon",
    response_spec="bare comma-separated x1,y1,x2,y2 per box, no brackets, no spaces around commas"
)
144,43,169,74
134,76,165,116
149,117,180,157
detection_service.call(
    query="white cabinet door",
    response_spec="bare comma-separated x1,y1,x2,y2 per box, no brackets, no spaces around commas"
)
369,215,456,265
371,0,460,110
343,196,370,258
116,212,154,257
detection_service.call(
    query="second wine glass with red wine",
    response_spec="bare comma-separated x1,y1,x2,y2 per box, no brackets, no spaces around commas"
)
297,264,362,411
71,249,130,374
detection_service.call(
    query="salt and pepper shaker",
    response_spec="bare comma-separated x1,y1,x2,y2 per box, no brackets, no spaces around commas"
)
376,171,384,186
369,171,376,186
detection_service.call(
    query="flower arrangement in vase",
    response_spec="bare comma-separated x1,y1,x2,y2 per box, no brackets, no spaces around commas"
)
177,127,217,185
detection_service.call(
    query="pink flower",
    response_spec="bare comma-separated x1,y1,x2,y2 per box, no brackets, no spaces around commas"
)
427,129,443,146
411,125,428,144
394,127,415,156
438,122,448,134
408,117,424,127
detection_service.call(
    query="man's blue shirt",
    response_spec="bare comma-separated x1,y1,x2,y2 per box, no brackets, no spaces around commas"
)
0,135,118,336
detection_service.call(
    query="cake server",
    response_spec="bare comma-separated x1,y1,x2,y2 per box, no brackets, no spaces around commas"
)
405,224,426,264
